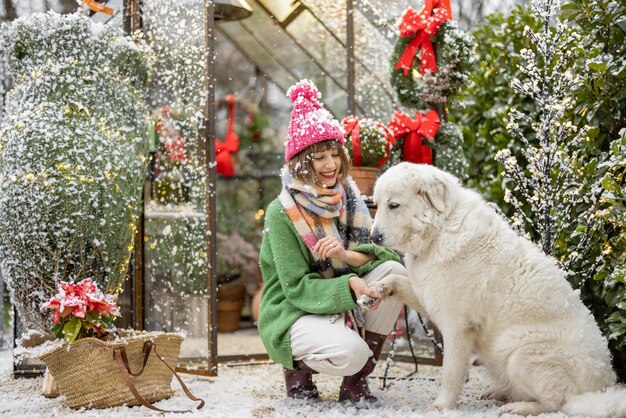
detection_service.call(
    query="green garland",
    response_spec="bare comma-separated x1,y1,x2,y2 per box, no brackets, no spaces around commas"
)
431,122,468,180
390,21,476,109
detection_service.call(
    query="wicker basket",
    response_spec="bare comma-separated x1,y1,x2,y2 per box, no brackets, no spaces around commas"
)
40,330,184,409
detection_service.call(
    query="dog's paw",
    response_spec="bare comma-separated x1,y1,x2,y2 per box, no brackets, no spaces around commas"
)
499,401,549,416
368,281,388,297
428,396,456,412
426,403,444,413
357,282,388,309
427,402,453,413
357,294,379,309
480,387,508,402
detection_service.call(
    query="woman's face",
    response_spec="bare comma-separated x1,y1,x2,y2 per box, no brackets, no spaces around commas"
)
311,148,341,188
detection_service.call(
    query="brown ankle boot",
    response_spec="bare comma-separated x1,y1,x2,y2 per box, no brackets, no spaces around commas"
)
284,361,319,400
338,330,386,405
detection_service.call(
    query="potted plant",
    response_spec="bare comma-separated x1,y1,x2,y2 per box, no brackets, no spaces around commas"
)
25,279,202,411
216,232,261,332
342,116,396,196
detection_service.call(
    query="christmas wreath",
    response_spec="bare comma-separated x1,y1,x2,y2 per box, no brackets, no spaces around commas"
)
390,6,475,109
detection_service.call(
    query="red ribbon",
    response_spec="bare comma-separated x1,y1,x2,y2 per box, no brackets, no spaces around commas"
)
215,94,239,177
394,0,452,76
343,116,395,168
388,110,440,165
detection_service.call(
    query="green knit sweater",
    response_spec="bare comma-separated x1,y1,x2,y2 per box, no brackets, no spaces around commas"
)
258,198,401,370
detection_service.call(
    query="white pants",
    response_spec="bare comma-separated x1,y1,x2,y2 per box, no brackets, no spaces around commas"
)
289,260,406,376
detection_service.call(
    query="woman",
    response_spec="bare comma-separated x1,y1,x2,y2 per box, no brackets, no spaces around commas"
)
258,80,406,406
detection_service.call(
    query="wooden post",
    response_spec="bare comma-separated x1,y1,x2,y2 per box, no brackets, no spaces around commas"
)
346,0,356,115
203,0,218,377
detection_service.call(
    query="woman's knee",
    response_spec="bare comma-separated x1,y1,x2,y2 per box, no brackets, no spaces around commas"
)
380,260,407,276
370,260,407,281
341,338,371,375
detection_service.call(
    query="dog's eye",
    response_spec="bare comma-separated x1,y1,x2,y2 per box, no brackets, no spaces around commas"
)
388,202,400,210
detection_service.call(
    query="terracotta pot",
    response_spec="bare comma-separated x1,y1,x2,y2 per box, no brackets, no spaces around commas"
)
217,300,245,333
251,287,262,323
217,279,246,332
349,166,379,196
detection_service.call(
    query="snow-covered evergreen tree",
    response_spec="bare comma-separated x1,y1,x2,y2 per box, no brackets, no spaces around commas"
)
495,0,598,257
0,12,151,331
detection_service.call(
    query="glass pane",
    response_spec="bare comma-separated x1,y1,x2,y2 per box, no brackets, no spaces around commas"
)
287,10,346,84
217,22,298,92
224,1,349,116
301,0,346,41
142,0,211,370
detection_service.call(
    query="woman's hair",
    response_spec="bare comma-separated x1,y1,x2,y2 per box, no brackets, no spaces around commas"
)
287,139,351,185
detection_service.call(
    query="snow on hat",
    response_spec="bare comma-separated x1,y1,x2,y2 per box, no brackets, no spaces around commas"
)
284,79,344,161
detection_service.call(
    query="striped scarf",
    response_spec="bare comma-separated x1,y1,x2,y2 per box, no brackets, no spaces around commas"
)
279,167,373,279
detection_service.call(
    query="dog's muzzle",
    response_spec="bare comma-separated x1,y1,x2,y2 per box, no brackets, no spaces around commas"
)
370,229,383,245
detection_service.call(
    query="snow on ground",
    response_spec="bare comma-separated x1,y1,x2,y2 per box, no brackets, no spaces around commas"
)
0,348,571,418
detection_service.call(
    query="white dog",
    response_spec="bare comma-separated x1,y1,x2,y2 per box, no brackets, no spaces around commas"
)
368,162,625,417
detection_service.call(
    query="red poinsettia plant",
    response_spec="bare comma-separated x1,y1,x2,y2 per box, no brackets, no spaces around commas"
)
42,279,120,342
156,106,188,163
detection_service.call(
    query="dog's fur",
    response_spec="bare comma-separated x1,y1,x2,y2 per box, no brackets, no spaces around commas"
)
369,163,625,417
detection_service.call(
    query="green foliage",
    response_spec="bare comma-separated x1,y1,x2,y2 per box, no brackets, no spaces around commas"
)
390,22,475,109
52,307,117,342
591,129,626,378
238,109,271,153
454,0,626,380
450,6,542,207
562,0,626,147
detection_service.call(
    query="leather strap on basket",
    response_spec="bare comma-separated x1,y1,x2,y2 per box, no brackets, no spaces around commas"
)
113,341,205,413
118,340,152,377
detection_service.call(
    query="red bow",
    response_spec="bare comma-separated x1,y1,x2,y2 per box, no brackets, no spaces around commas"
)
343,116,395,168
388,110,440,165
215,94,239,177
394,0,452,76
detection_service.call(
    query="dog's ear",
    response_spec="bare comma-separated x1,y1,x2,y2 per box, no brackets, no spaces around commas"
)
420,181,447,213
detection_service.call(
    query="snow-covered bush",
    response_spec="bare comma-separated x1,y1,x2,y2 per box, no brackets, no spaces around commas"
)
563,0,626,381
457,0,626,380
597,129,626,374
0,12,151,331
494,0,590,252
450,5,542,206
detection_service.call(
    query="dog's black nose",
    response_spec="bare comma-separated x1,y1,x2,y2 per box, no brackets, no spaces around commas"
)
370,229,383,245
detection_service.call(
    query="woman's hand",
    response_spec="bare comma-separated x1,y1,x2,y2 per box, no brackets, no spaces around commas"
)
313,236,346,262
313,236,376,267
348,276,382,311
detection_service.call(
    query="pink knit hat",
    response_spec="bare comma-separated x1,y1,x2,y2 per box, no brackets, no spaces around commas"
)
284,79,344,161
